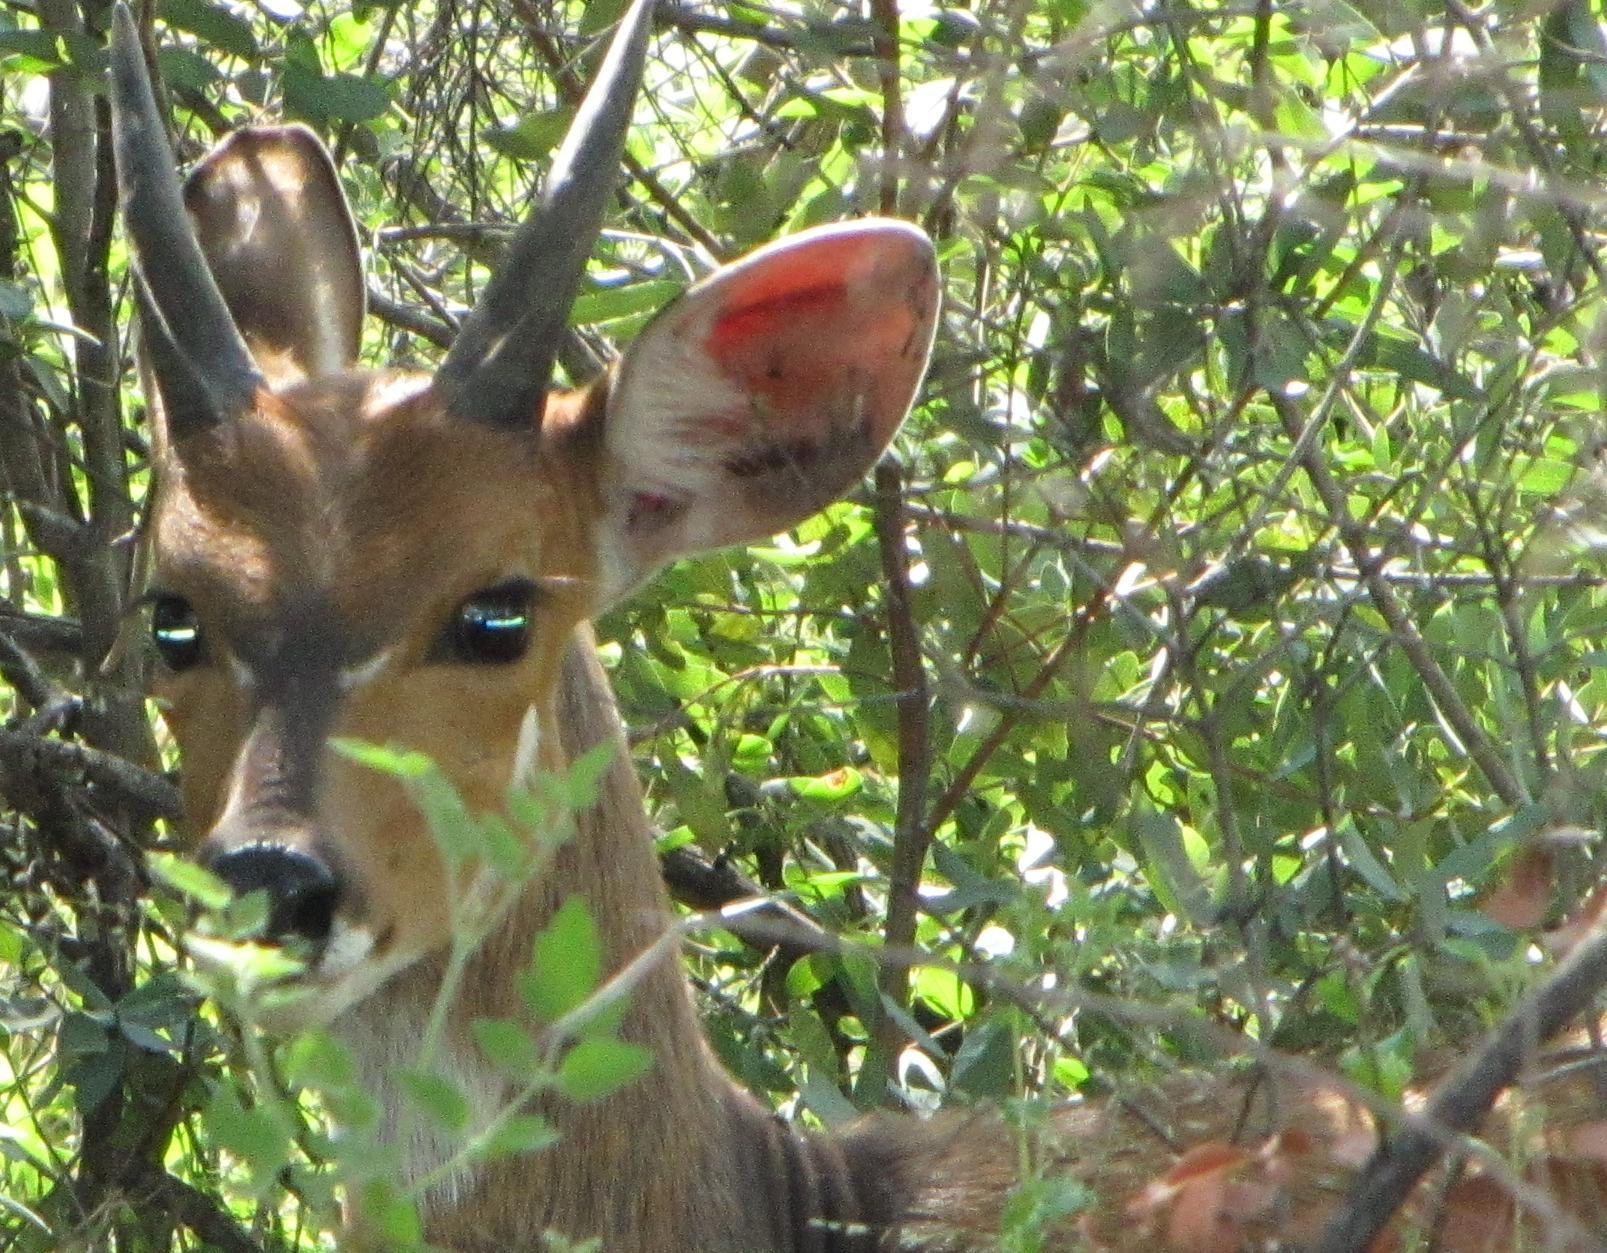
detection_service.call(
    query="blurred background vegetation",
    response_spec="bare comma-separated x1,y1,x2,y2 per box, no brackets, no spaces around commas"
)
5,0,1607,1247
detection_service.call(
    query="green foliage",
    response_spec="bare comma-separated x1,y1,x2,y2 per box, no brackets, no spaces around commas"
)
5,0,1607,1248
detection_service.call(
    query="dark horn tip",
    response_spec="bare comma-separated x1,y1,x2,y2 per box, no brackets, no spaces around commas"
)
109,0,265,432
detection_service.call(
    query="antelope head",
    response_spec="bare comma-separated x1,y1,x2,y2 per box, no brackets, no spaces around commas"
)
113,1,939,1028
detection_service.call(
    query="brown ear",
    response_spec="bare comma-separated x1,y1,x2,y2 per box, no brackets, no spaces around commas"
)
183,125,364,384
594,219,939,601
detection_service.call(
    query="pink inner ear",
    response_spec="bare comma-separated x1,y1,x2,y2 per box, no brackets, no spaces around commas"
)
700,229,937,449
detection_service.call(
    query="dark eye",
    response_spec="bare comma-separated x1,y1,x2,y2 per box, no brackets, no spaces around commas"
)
150,594,203,671
442,581,535,665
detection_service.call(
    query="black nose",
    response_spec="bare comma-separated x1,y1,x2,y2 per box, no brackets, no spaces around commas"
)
205,843,340,944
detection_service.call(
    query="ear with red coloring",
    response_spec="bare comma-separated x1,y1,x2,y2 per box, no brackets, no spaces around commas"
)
595,219,939,602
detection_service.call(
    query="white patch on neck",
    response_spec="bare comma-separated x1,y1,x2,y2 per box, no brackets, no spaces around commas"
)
510,703,543,790
338,987,511,1215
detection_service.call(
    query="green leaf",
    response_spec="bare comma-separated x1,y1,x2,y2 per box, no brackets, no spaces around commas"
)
484,109,572,161
520,897,602,1024
661,756,731,854
477,813,535,881
157,46,221,90
1364,333,1483,401
571,280,683,327
1337,819,1406,902
1000,1174,1093,1236
146,852,232,911
1131,809,1215,925
203,1087,293,1184
925,842,1017,913
912,966,974,1021
555,1037,654,1104
398,1068,471,1132
354,1178,423,1245
331,738,434,779
785,767,863,801
471,1017,539,1076
413,769,478,865
64,1044,125,1114
58,1011,110,1058
282,1030,357,1089
479,1113,560,1158
282,60,389,124
565,742,617,808
0,280,34,319
0,29,63,70
158,0,258,59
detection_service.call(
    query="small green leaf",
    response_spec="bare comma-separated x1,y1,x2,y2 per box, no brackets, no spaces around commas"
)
555,1037,654,1104
1132,809,1215,924
58,1011,110,1058
187,933,305,986
471,1017,538,1075
560,742,617,810
484,109,572,161
115,1017,173,1054
203,1086,293,1185
0,30,63,70
0,281,33,319
413,769,478,865
398,1068,471,1132
1000,1174,1093,1235
1338,819,1406,902
331,738,433,778
354,1178,423,1245
571,280,683,326
520,897,601,1023
282,1030,357,1089
479,1113,559,1158
157,46,221,91
65,1046,125,1114
158,0,258,59
147,852,232,911
282,60,389,124
912,966,974,1021
478,813,535,881
950,1018,1015,1098
786,767,862,801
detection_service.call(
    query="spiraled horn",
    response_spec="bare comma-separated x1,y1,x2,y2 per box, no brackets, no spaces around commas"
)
436,0,656,429
109,3,261,433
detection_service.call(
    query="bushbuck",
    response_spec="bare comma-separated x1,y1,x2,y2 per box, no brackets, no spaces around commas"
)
109,2,1607,1249
108,1,1027,1248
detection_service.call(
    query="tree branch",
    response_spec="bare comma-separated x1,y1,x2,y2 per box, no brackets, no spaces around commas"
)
1269,393,1523,806
864,458,932,1097
1312,914,1607,1252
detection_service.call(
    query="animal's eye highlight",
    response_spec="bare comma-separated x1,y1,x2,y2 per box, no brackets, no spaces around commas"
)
150,594,204,671
443,580,535,665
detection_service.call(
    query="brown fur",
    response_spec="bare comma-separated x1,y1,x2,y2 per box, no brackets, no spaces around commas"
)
141,115,987,1251
150,375,1004,1250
